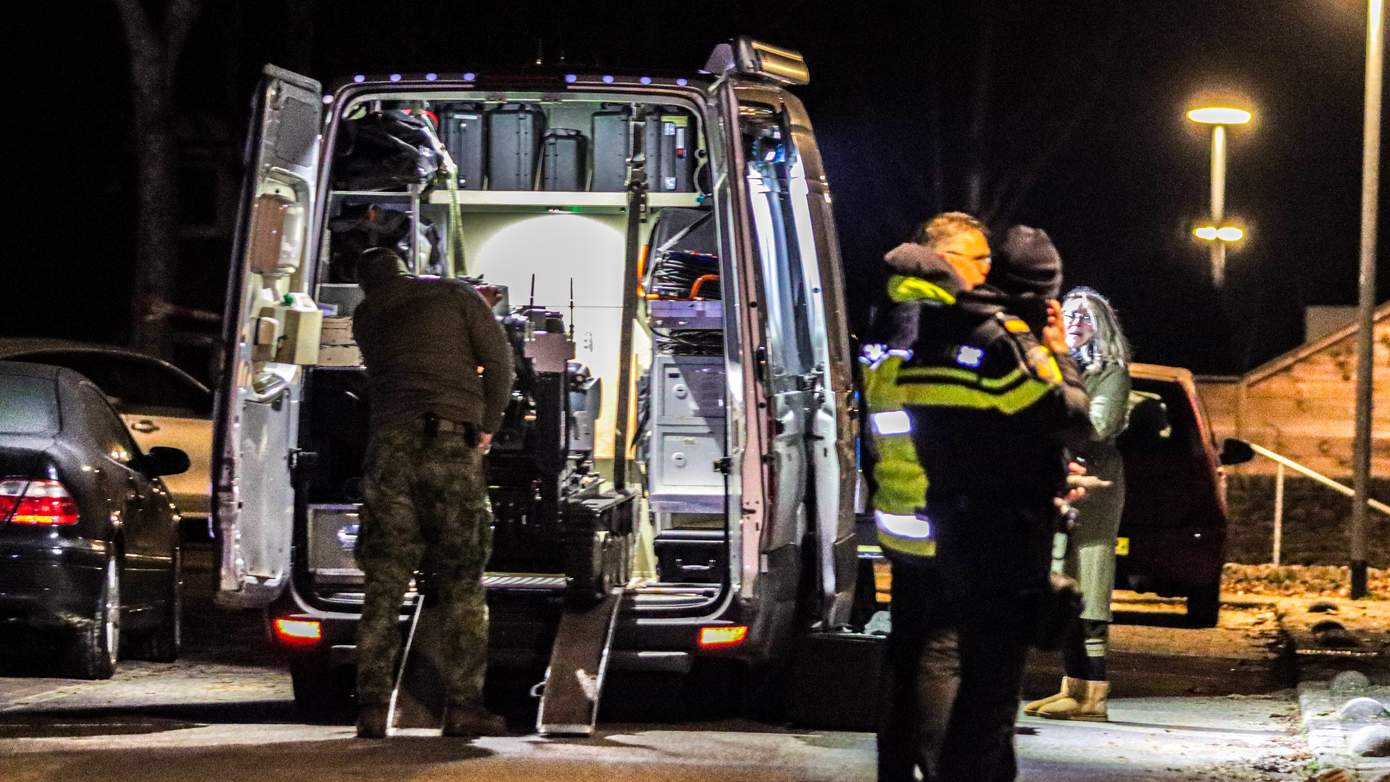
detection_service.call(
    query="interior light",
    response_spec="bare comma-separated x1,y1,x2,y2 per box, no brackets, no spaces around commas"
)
698,625,748,650
273,617,323,647
388,73,402,82
1186,107,1252,125
602,75,615,84
463,72,477,82
1193,226,1220,241
352,75,366,83
1215,226,1245,241
639,76,652,85
321,95,334,105
676,78,689,86
425,72,438,81
565,74,578,83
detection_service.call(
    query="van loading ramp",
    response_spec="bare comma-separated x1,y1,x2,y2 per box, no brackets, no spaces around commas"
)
387,583,626,736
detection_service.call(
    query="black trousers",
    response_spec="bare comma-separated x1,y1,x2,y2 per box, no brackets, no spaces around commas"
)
877,499,1052,782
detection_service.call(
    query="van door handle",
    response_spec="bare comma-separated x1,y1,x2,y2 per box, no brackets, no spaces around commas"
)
131,420,160,434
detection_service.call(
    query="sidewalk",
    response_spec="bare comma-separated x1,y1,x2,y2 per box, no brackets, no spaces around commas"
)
1262,594,1390,781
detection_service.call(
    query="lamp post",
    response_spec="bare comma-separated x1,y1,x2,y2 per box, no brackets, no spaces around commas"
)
1350,0,1383,600
1187,106,1252,286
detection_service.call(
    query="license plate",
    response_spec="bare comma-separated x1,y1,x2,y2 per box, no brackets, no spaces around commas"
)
1115,537,1130,556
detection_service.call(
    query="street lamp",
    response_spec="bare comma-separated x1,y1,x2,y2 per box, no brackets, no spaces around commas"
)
1187,105,1252,286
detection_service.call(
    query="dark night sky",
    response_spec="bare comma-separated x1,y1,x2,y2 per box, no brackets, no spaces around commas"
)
15,0,1387,377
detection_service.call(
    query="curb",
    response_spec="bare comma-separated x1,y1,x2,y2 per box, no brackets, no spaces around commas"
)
1297,682,1390,778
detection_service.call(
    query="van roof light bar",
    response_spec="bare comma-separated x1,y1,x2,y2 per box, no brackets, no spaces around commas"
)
704,36,810,86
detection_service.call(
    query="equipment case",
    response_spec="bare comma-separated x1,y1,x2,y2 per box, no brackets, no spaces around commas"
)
541,128,588,192
441,105,487,190
643,107,696,193
590,104,631,191
487,104,546,190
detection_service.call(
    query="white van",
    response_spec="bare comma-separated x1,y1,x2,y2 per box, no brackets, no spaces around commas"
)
212,37,861,724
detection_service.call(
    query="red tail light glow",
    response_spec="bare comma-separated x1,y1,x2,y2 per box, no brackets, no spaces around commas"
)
698,625,748,650
273,617,323,647
0,478,79,526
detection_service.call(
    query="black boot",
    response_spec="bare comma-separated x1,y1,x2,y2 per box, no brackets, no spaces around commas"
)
442,704,507,737
356,704,389,738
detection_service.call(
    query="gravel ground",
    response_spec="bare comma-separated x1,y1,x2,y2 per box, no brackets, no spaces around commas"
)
1224,564,1390,600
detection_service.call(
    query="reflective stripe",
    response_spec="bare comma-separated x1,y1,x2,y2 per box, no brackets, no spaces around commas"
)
870,410,912,436
897,377,1052,415
874,510,932,540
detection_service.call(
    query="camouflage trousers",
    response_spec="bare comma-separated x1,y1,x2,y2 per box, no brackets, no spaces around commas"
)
355,425,493,707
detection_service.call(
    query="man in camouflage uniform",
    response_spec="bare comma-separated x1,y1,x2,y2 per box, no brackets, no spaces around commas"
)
351,247,514,739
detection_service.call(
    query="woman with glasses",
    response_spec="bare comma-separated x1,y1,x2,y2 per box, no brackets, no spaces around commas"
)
1024,286,1132,722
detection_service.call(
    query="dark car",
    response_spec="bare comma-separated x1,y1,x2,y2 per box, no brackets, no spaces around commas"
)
0,361,190,678
0,339,214,539
1115,363,1252,626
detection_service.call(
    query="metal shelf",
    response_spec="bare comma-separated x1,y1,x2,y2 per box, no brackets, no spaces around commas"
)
424,190,702,213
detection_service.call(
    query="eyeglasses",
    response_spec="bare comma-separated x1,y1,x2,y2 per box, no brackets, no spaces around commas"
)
1063,309,1093,324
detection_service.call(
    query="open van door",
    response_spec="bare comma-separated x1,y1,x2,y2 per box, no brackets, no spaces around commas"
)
212,65,322,608
722,74,859,629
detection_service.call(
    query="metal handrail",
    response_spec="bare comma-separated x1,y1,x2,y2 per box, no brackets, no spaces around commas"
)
1239,440,1389,566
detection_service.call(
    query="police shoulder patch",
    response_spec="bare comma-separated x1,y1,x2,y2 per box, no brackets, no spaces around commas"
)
954,344,984,368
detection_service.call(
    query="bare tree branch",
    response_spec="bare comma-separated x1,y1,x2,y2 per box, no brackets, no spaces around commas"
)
164,0,203,76
111,0,157,59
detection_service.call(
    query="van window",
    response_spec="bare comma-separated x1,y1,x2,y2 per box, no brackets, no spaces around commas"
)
741,103,817,384
0,375,59,434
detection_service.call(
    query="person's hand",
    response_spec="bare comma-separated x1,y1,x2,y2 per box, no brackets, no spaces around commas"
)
478,432,493,453
1042,298,1069,355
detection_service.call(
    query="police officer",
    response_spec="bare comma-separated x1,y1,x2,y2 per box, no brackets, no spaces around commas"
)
870,214,1090,781
350,247,514,739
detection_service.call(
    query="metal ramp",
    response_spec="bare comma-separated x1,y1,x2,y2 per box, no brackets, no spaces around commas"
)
388,594,446,730
535,588,624,736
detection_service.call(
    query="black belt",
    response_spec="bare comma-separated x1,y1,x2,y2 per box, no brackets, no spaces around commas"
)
421,413,475,436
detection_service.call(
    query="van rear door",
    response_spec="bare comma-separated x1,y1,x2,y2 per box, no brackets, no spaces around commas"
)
724,82,858,628
212,65,322,607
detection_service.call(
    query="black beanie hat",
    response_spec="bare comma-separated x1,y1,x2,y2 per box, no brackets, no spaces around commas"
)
992,225,1063,299
357,247,410,290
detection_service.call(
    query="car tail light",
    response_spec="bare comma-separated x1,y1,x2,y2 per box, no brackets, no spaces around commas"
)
0,478,79,526
273,617,323,647
698,625,748,650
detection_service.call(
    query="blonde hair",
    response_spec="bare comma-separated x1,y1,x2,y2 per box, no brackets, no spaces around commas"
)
912,212,987,250
1063,286,1131,369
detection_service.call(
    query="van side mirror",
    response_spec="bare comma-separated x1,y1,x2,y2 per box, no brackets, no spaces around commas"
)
143,446,191,477
1219,437,1255,466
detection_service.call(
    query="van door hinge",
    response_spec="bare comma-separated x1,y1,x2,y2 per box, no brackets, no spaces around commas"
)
712,456,733,475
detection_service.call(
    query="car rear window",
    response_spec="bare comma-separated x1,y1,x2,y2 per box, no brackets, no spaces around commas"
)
0,375,59,434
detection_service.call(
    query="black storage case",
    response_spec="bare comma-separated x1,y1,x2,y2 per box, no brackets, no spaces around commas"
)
440,104,487,190
487,104,545,190
643,107,696,193
540,128,588,192
590,104,631,191
785,631,886,730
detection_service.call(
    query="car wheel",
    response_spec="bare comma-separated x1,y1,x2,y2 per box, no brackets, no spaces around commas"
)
68,554,120,679
291,655,356,723
1186,581,1222,627
126,546,182,662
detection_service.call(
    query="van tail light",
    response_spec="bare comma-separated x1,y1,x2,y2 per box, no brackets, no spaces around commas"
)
0,478,80,526
698,625,748,650
273,617,323,647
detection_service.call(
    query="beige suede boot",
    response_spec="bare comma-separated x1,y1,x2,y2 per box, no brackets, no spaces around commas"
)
1038,679,1109,721
1023,676,1084,716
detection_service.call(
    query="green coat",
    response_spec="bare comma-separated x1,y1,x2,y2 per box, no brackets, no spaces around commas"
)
1064,361,1131,621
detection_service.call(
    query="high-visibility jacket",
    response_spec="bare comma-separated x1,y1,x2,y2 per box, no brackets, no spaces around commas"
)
862,243,1091,559
896,289,1091,508
861,271,963,559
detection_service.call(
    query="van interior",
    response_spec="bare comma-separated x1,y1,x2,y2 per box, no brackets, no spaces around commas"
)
295,93,732,606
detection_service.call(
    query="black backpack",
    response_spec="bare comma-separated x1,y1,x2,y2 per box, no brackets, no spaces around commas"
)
332,110,441,191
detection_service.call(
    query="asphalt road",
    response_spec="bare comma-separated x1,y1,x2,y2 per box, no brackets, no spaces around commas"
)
0,549,1314,781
